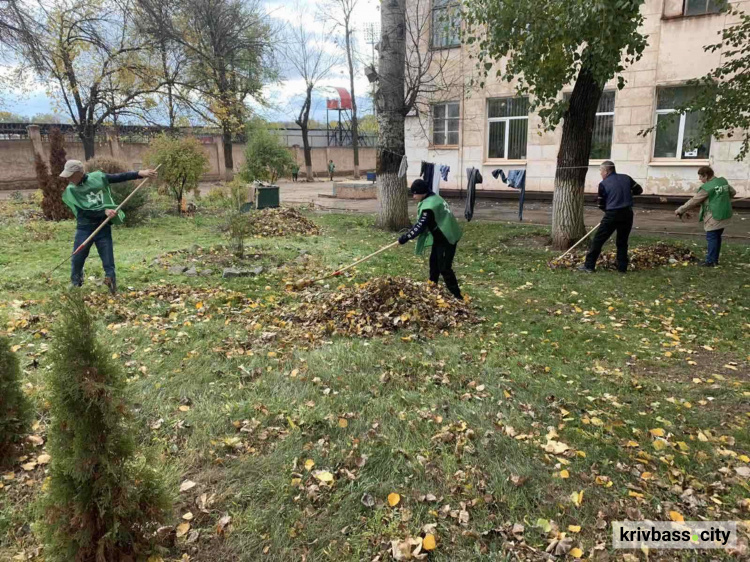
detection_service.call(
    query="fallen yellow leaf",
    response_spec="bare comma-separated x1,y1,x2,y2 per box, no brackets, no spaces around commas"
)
304,459,315,471
36,454,51,465
422,534,437,551
195,302,203,310
649,428,665,438
560,470,570,479
338,418,348,428
314,470,334,483
570,547,584,558
178,405,190,412
176,522,190,538
570,490,583,507
568,525,581,533
669,511,684,522
388,492,401,507
267,351,277,358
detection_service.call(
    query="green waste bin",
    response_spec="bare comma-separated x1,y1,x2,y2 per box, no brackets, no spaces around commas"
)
254,184,280,210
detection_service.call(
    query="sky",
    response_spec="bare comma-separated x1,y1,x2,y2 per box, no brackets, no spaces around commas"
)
2,0,382,125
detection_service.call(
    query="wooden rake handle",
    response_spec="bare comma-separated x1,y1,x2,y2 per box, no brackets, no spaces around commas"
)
553,222,601,263
312,241,400,283
48,164,162,275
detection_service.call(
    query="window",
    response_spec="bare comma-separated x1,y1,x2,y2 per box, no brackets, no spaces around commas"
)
432,0,460,49
653,87,711,160
684,0,725,16
486,97,529,160
432,102,460,146
563,91,615,160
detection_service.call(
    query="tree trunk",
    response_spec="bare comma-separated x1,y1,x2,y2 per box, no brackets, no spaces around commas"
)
376,0,409,231
301,124,313,182
80,125,96,160
222,128,234,181
345,25,360,179
552,65,603,250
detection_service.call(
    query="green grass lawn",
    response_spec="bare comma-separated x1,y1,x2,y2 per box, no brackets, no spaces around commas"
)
1,199,749,561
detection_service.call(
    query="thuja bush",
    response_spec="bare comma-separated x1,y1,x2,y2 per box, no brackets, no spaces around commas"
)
39,293,170,561
0,336,31,460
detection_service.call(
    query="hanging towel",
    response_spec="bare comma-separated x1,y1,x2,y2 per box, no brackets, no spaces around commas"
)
398,155,408,178
464,167,483,222
439,165,450,181
420,162,435,188
493,169,527,221
432,168,441,195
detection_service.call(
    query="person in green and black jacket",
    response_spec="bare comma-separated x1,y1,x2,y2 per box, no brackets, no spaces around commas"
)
60,159,157,294
398,178,463,299
675,166,736,267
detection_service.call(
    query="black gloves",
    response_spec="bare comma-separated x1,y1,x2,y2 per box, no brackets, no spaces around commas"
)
398,235,408,245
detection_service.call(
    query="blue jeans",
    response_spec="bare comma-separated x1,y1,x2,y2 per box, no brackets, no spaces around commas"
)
706,229,724,265
71,224,115,286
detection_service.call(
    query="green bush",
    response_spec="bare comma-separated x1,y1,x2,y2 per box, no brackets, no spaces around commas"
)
0,337,31,459
241,124,294,183
144,135,209,214
39,293,170,561
85,156,149,227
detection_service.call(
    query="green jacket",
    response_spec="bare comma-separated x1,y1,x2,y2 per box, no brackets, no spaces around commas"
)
62,171,125,226
415,194,462,255
698,177,733,223
328,162,335,173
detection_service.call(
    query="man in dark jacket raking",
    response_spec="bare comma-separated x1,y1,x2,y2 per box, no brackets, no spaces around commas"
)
578,160,643,274
398,179,463,299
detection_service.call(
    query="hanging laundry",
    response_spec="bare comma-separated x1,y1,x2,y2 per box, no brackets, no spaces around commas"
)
398,155,408,178
432,167,441,195
493,169,527,222
420,162,435,188
464,167,483,222
439,165,450,182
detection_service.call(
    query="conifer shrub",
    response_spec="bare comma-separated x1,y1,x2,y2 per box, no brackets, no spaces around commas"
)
40,293,170,561
0,336,31,459
40,128,74,221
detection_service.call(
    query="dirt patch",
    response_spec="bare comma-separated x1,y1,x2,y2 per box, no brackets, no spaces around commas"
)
549,242,698,271
630,350,750,383
150,245,265,275
502,235,552,250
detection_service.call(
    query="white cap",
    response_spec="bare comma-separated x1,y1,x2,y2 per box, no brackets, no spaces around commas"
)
60,160,84,178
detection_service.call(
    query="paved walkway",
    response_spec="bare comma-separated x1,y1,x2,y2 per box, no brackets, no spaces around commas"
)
268,180,750,240
4,180,748,239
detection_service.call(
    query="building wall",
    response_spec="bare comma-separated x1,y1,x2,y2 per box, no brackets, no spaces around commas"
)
0,133,376,189
405,0,750,197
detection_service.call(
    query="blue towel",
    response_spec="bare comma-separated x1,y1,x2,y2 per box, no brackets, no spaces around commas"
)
493,169,526,222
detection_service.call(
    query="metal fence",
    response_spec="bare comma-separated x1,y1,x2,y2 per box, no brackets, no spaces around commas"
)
0,123,378,148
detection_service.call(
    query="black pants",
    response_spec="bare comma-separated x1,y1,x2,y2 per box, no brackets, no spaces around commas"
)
430,241,462,299
585,207,634,272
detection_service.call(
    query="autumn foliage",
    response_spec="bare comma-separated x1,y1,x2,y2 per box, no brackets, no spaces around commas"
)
39,293,170,561
39,128,74,221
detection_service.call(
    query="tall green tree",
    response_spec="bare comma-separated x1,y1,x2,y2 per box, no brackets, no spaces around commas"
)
677,8,750,161
462,0,648,249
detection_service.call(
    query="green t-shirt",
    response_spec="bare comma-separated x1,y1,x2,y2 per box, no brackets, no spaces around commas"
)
62,171,125,226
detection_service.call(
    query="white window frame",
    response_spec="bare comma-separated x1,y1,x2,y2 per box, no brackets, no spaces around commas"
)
431,101,460,146
592,92,615,160
683,0,723,16
653,90,711,161
486,99,528,161
431,0,460,49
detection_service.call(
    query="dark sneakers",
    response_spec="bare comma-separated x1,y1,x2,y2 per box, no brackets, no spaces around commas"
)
577,265,595,273
104,277,117,295
699,262,717,268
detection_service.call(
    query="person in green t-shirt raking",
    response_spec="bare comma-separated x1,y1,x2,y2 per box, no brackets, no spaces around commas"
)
292,163,300,182
397,178,463,300
328,160,335,181
59,159,158,294
675,165,736,267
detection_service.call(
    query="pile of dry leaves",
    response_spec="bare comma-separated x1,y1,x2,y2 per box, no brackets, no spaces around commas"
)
246,207,321,237
549,242,698,271
273,276,476,339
